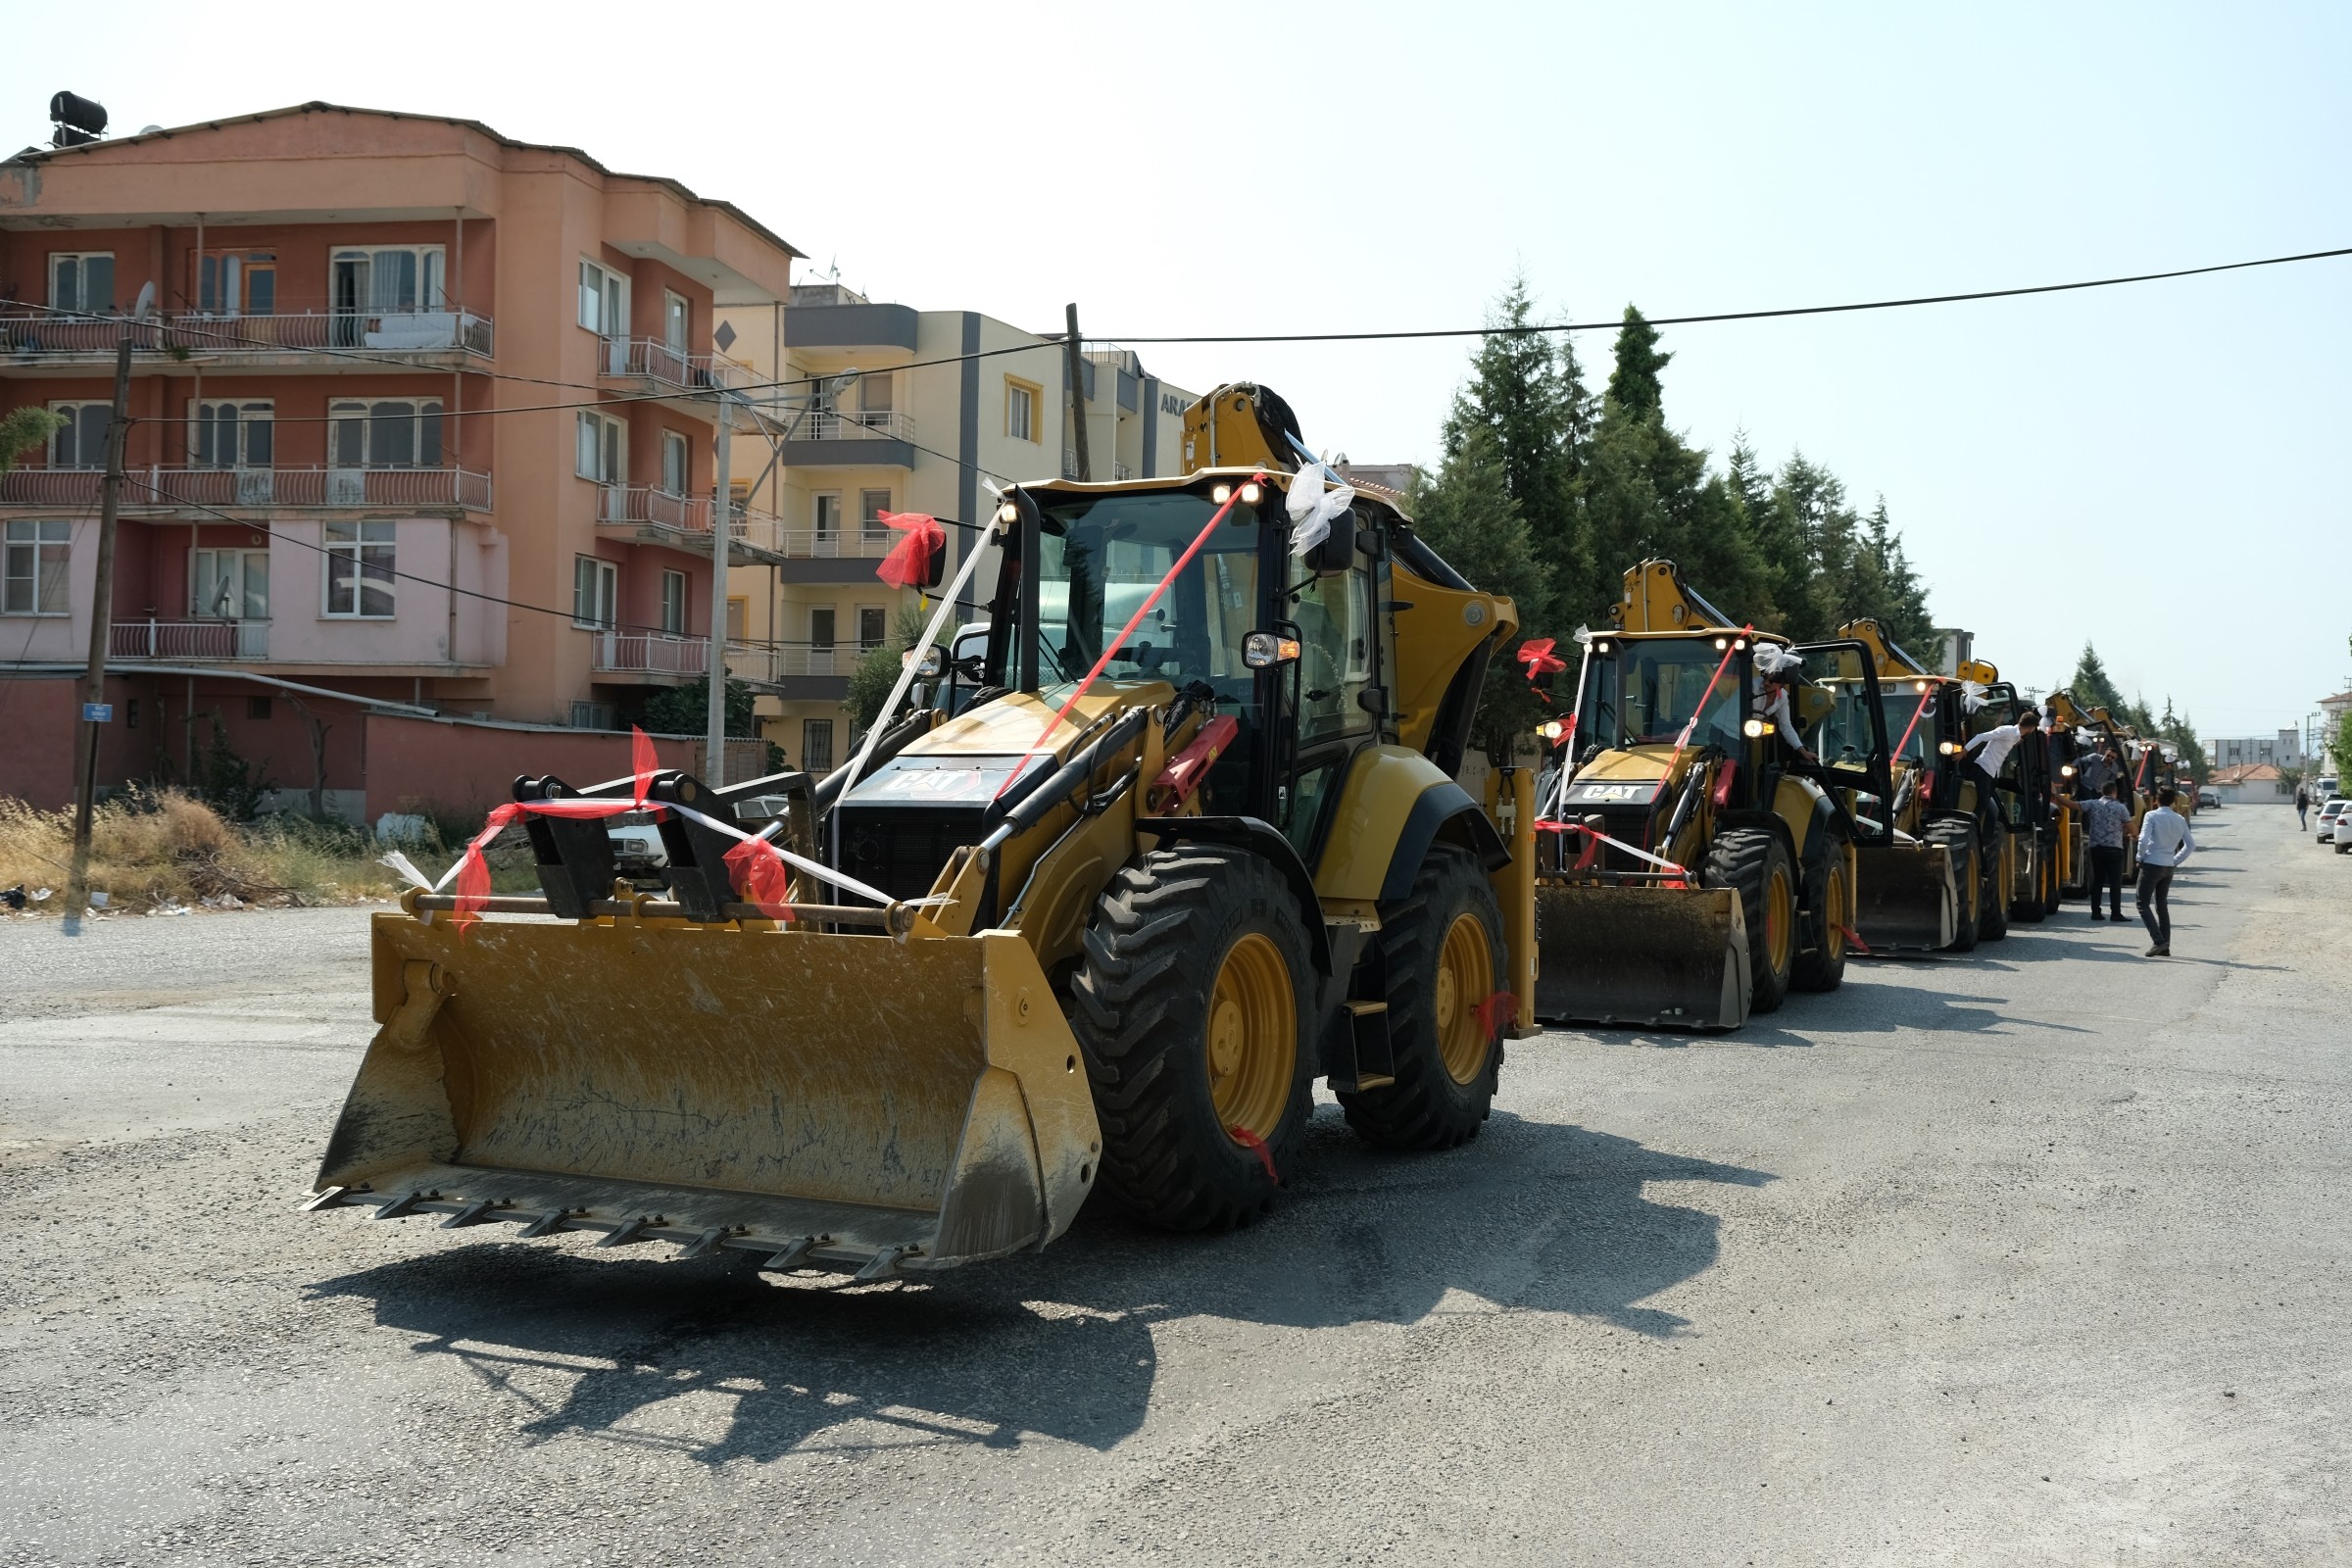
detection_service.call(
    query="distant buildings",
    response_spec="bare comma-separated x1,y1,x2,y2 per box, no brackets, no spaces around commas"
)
2205,730,2304,771
1,102,799,812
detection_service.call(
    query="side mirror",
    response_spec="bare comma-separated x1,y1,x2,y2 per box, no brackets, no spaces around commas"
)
1244,631,1301,668
912,645,944,679
1355,685,1388,715
1307,509,1356,574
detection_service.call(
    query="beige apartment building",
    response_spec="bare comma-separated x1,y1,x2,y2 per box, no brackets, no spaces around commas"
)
0,102,799,813
715,283,1197,771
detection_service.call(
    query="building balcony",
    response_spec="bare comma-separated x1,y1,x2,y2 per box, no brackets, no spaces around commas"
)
594,485,786,564
724,639,864,703
590,631,808,696
0,308,492,371
778,409,917,469
598,337,751,398
110,618,271,662
0,466,493,516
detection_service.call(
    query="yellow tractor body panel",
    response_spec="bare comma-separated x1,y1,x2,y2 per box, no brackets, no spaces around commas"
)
1313,745,1472,903
1390,565,1516,755
319,914,1100,1276
1485,764,1540,1036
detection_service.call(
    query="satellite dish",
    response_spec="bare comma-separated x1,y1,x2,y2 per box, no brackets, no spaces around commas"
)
133,281,157,320
139,124,163,136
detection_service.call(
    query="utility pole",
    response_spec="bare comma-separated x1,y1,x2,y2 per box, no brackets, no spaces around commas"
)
1062,303,1091,482
62,336,134,937
708,393,734,786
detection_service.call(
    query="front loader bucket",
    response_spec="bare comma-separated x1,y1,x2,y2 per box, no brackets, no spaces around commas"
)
309,912,1101,1278
1532,881,1752,1031
1852,842,1956,953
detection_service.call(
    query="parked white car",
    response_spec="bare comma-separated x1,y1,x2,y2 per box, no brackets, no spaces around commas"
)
2319,799,2352,846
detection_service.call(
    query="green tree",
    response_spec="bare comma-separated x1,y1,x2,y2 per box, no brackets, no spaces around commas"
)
1407,425,1553,760
846,604,932,730
1437,277,1593,625
1,407,66,473
2064,642,2128,713
640,674,756,738
1603,305,1671,418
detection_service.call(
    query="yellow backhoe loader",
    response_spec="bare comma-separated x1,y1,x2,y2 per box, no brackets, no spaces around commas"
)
1966,673,2065,924
306,385,1542,1278
1532,563,1899,1030
1836,620,1964,953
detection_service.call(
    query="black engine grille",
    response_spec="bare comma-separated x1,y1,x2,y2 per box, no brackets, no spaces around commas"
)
836,805,988,903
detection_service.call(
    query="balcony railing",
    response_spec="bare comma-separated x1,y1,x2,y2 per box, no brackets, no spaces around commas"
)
724,641,882,683
596,486,785,557
111,618,270,661
591,631,712,677
791,409,916,443
776,524,897,560
0,466,492,514
600,337,750,394
0,309,492,359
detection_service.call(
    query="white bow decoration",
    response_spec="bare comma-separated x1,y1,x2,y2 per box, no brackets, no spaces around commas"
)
1753,643,1804,678
1961,679,1987,712
1284,445,1355,559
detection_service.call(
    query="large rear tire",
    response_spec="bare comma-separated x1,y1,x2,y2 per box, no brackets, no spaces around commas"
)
1790,836,1851,994
1069,846,1316,1232
1339,845,1505,1151
1924,816,1982,953
1704,827,1797,1013
1979,813,2011,941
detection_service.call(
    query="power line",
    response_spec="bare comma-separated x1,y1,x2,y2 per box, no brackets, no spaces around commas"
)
1086,243,2352,345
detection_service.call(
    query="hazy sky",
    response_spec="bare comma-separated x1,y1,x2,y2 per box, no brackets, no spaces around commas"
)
20,1,2349,739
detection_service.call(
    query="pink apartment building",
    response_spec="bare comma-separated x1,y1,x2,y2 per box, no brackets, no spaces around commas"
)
0,102,799,816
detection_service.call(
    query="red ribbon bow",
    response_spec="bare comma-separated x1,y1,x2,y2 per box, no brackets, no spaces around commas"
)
874,511,946,589
1517,637,1567,705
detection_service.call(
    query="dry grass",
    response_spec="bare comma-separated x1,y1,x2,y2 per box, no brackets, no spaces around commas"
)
0,790,403,911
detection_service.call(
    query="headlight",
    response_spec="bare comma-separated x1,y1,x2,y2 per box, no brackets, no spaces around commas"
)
1211,482,1233,505
1913,680,1930,694
1713,637,1729,651
997,502,1020,525
1742,717,1768,738
1538,720,1566,741
2060,763,2076,778
1939,740,1962,756
1240,481,1262,504
1243,631,1301,668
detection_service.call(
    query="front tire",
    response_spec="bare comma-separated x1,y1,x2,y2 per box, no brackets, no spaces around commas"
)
1069,846,1316,1231
1705,826,1797,1013
1339,845,1505,1151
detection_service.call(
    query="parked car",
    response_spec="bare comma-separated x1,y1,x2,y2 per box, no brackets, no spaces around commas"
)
2317,799,2351,844
2197,786,2220,809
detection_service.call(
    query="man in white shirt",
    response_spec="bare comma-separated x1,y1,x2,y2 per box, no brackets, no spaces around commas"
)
1962,707,2039,822
2134,786,2196,956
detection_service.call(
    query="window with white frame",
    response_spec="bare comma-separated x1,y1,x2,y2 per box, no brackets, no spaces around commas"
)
2,520,72,616
329,400,443,468
48,402,113,468
192,400,273,468
1005,378,1038,442
49,253,114,314
199,251,276,316
664,291,690,353
578,261,627,336
323,521,396,617
812,491,842,542
859,488,893,545
661,569,687,636
191,548,270,620
574,556,618,629
661,430,690,495
576,411,625,483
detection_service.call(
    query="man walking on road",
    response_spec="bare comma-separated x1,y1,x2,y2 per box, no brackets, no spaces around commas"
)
2072,779,2132,920
2135,786,2195,956
2296,780,2310,830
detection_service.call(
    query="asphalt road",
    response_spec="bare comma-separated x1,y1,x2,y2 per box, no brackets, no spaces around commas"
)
3,806,2346,1566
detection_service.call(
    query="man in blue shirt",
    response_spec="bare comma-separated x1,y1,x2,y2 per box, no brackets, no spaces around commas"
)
2070,780,2132,920
2134,787,2196,956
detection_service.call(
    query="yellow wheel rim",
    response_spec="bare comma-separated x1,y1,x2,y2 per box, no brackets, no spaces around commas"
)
1434,912,1495,1086
1997,847,2014,908
1824,860,1850,962
1765,864,1796,976
1207,931,1294,1141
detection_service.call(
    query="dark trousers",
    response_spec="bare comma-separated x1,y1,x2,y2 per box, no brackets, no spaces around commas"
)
2087,846,2126,916
2136,864,2175,947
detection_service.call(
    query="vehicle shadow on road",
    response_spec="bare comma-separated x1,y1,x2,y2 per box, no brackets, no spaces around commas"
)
302,1112,1768,1464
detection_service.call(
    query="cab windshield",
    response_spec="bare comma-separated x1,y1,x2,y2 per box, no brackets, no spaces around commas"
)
1878,681,1942,765
1578,636,1744,752
1031,492,1261,698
